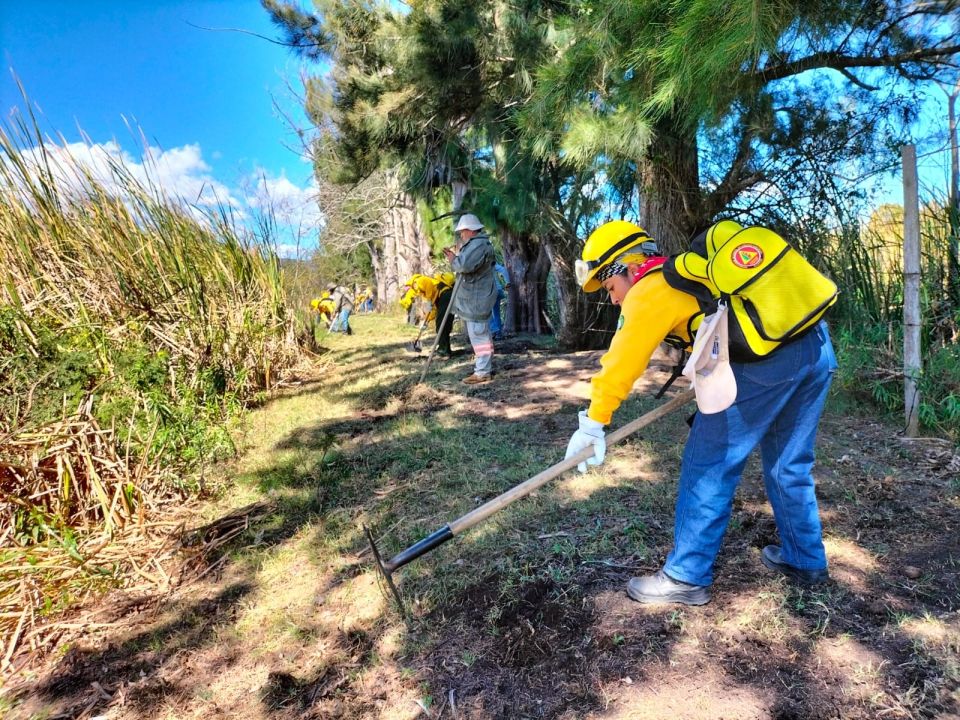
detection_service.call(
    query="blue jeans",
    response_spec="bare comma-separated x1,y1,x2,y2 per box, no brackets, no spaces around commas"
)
489,286,505,335
331,309,351,332
663,322,838,587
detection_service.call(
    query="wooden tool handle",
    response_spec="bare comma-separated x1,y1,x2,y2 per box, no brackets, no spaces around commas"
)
449,388,695,535
417,278,461,383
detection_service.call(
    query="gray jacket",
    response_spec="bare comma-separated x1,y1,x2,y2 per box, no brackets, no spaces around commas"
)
331,286,354,313
451,232,498,322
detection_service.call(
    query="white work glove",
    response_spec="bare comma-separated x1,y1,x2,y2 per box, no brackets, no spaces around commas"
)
564,410,607,473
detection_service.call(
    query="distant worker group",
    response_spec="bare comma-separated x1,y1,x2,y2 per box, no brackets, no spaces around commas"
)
311,283,375,335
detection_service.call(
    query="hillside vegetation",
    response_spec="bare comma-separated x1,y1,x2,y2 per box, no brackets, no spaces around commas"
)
0,118,301,670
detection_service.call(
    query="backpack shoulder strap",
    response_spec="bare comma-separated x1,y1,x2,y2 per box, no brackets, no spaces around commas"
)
662,255,717,310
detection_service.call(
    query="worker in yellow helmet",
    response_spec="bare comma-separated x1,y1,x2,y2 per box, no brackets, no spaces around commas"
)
565,220,837,607
399,277,423,324
405,272,457,356
310,294,336,323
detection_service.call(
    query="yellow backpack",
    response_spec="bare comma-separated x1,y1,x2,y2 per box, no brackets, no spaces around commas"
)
663,221,838,361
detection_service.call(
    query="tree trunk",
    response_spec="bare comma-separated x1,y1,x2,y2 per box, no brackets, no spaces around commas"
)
368,238,386,309
392,194,433,284
379,217,399,306
499,228,550,334
540,230,618,350
639,115,705,254
373,175,433,306
452,180,469,211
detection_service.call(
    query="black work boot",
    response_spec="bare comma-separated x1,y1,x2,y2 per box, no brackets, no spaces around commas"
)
626,570,711,606
761,545,830,586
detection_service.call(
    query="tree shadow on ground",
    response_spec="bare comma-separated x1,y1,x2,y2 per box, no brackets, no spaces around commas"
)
11,582,255,719
11,324,960,720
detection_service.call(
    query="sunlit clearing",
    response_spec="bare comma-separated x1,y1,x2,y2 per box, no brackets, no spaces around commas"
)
392,413,429,438
557,470,625,501
325,569,388,631
557,466,661,502
724,592,796,643
606,448,660,480
815,634,888,701
236,544,324,645
824,537,879,591
900,614,960,653
374,625,406,660
377,694,430,720
599,665,770,718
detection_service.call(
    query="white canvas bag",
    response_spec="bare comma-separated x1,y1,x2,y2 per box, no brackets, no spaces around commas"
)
682,302,737,414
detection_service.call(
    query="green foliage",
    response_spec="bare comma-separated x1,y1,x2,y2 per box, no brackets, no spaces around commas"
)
0,112,300,542
814,198,960,440
311,242,373,288
833,321,960,440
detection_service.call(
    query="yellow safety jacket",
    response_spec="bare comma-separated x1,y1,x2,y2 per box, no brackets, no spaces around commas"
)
411,275,440,303
399,285,417,311
311,297,335,319
588,272,700,425
410,273,455,321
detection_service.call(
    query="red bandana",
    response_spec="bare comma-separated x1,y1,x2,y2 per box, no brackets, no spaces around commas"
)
632,256,667,283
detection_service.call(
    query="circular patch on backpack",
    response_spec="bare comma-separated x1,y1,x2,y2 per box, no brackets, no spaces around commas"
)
731,243,763,269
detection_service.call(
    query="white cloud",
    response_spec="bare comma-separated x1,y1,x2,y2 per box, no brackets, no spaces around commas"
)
143,143,239,208
4,138,242,220
1,138,323,251
273,242,308,259
245,170,323,228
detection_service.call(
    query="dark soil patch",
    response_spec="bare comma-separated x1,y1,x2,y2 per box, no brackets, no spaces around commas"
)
7,326,959,720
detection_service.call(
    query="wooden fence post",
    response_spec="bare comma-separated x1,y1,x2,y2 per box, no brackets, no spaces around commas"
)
902,144,921,437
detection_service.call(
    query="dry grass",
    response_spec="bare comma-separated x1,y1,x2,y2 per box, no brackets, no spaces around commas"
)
0,110,302,677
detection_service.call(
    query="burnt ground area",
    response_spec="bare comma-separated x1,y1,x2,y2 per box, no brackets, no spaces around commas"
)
5,323,959,720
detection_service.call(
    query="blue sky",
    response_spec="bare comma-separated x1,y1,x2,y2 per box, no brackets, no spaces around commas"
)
0,1,954,250
0,0,320,256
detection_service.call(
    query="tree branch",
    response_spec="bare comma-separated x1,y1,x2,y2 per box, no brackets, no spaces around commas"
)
838,67,881,91
755,44,960,84
704,110,764,215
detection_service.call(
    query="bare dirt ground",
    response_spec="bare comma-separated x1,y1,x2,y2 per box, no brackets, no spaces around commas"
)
5,315,960,720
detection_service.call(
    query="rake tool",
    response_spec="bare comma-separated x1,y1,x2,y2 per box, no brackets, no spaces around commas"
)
405,316,430,353
365,388,695,618
417,278,461,384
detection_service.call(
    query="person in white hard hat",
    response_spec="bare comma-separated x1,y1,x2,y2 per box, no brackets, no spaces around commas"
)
443,214,498,384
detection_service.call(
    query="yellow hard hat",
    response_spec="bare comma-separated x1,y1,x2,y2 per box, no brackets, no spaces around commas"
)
576,220,658,292
435,272,455,288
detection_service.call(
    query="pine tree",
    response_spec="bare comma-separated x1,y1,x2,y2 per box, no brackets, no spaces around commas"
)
526,0,960,251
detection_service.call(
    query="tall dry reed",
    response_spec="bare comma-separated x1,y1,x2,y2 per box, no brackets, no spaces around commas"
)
0,111,302,672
